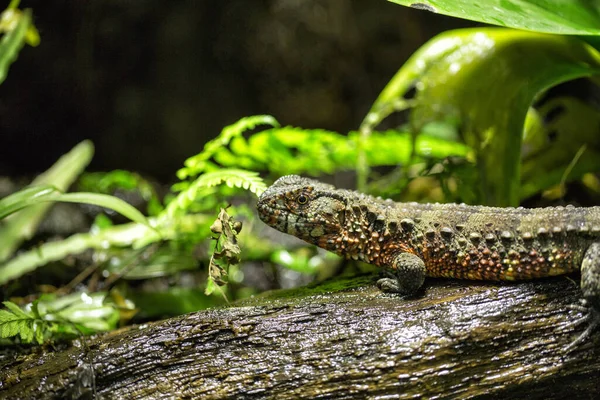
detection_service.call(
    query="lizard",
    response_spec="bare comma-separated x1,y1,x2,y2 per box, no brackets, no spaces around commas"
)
257,175,600,350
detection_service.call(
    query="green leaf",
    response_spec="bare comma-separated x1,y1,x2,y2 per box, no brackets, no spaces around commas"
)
204,277,217,296
389,0,600,35
364,28,600,205
178,115,279,179
79,170,163,216
2,320,19,337
0,309,14,322
0,188,154,230
37,292,120,332
34,321,44,344
165,169,266,218
0,140,94,262
0,219,162,285
19,321,33,342
2,301,30,319
194,169,267,194
176,116,471,196
0,293,121,344
0,301,38,343
0,2,40,46
0,7,31,84
521,96,600,199
0,185,59,219
31,299,42,319
52,192,152,227
213,126,471,176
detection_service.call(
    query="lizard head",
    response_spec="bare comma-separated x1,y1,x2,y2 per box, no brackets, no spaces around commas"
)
257,175,349,246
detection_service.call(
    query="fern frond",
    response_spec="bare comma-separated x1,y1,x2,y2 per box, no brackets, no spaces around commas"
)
165,169,266,218
195,169,266,193
221,115,279,140
0,301,45,344
2,300,30,318
177,115,279,180
209,126,471,177
0,293,121,345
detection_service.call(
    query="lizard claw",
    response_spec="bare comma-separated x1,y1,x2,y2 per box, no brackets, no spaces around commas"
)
563,300,600,353
377,277,402,293
376,270,404,293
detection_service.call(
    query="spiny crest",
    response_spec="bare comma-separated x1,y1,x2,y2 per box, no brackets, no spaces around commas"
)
260,175,342,205
269,175,335,193
270,175,310,188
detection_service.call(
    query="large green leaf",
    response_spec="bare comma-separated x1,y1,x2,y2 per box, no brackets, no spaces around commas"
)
0,219,161,285
521,96,600,199
0,7,30,84
0,187,150,228
0,141,94,262
390,0,600,35
37,292,120,332
363,28,600,206
0,185,59,220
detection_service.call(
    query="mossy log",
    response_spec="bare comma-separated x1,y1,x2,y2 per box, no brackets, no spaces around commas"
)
1,275,599,399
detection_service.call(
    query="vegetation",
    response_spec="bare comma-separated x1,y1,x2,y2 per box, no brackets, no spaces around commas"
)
2,0,600,345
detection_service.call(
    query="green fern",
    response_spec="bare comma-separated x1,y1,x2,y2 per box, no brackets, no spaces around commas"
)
194,169,266,193
178,115,279,180
0,292,121,345
164,169,266,218
175,115,471,200
187,118,471,178
0,301,46,344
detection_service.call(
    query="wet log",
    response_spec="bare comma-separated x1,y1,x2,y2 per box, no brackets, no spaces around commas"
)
1,275,599,399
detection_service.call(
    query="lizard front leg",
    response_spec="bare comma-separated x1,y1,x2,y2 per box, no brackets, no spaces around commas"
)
565,242,600,351
376,252,426,296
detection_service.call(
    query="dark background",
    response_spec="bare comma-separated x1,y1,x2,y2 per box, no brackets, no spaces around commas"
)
0,0,471,181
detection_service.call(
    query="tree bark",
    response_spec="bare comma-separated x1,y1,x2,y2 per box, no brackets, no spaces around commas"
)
1,275,599,399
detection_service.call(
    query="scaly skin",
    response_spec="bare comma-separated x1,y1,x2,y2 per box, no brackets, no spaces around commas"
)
257,175,600,350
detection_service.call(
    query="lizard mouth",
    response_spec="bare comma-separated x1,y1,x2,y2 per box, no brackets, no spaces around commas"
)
257,196,295,231
257,185,345,244
256,201,277,225
257,195,333,242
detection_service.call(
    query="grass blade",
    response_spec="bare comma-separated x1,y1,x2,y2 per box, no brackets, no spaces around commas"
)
0,141,94,262
0,185,59,220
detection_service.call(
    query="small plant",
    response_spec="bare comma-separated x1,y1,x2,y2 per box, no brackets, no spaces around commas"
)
0,0,39,84
0,293,120,344
0,301,47,344
375,1,600,205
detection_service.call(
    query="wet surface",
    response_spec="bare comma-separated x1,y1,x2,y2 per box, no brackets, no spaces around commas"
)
1,274,599,399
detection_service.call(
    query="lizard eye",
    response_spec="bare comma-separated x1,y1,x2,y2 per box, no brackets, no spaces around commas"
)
296,194,309,205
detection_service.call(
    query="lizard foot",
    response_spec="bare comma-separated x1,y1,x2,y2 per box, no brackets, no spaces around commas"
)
376,275,424,299
376,253,426,296
563,299,600,353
